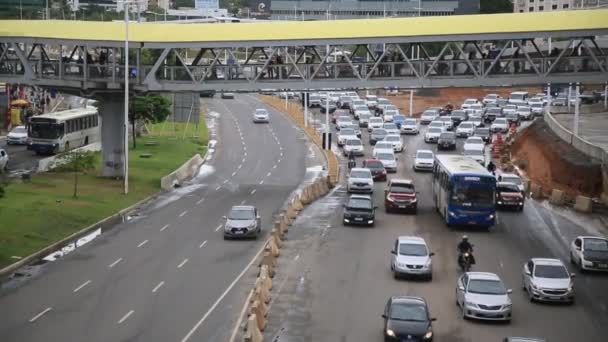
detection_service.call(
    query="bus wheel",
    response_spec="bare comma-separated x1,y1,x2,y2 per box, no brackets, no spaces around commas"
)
84,137,89,146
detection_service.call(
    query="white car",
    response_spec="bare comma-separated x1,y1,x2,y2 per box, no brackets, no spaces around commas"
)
400,118,419,135
491,118,509,133
482,94,501,105
522,258,575,303
376,151,397,173
424,127,444,143
353,105,369,119
420,110,438,124
530,102,545,116
366,95,378,109
469,115,483,127
350,100,366,114
413,149,434,172
358,113,372,127
503,104,518,116
338,128,358,147
373,142,394,158
383,110,398,122
528,97,544,107
463,146,486,165
570,236,608,272
516,106,533,120
498,173,524,194
383,123,400,136
0,148,8,171
391,236,434,280
383,135,404,153
427,121,444,130
456,122,476,138
336,116,353,130
463,136,485,150
343,138,364,156
461,98,480,109
368,117,384,132
468,104,485,116
438,116,454,131
7,126,28,145
456,272,513,321
347,167,374,193
308,93,322,107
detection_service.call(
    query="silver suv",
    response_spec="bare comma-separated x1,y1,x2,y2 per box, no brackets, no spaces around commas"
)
223,205,261,240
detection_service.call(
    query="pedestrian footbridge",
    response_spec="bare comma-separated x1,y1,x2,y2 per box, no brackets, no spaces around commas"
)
0,9,607,93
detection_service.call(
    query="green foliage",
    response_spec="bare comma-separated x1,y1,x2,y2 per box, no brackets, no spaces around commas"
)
174,0,195,8
0,183,4,198
480,0,513,14
129,95,172,148
53,150,96,198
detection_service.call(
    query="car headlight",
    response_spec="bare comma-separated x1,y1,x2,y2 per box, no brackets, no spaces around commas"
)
530,283,539,291
448,211,456,217
502,303,512,310
488,214,495,220
386,329,396,337
423,331,433,340
367,181,373,186
497,201,502,204
465,301,478,308
343,218,350,223
397,262,406,268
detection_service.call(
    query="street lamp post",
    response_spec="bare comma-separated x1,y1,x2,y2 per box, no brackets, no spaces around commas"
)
124,3,130,195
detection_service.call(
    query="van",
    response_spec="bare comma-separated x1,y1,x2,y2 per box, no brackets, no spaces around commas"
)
509,91,529,105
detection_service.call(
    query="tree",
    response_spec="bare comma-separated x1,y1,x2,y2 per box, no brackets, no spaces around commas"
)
54,150,96,198
480,0,513,14
129,95,172,148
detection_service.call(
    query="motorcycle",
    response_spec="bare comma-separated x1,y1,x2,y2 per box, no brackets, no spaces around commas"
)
348,159,356,170
459,252,473,272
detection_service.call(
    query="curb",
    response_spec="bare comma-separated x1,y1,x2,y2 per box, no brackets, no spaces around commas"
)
0,148,210,282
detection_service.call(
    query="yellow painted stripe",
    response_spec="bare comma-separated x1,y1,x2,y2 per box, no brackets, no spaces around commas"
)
0,9,607,43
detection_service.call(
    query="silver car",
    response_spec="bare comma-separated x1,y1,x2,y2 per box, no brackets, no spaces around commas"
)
522,258,575,303
347,168,374,193
252,109,270,123
424,127,444,143
456,272,513,321
400,118,419,135
570,236,608,272
223,205,261,239
420,110,438,124
413,150,434,172
456,122,476,138
390,236,434,280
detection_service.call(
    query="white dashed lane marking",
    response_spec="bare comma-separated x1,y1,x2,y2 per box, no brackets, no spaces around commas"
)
108,258,123,268
177,259,189,269
160,224,170,231
215,224,223,232
29,308,52,323
73,280,91,293
250,189,256,195
179,210,188,217
117,310,134,324
137,240,149,248
152,281,165,293
199,240,208,248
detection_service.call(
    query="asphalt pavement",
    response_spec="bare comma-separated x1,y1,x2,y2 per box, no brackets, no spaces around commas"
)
263,111,608,342
0,94,310,342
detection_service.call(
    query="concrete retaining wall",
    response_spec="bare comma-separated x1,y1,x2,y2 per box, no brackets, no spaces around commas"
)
160,153,205,191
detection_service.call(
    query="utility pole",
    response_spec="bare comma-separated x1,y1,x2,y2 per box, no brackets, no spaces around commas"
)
574,84,580,136
124,2,130,194
304,91,308,127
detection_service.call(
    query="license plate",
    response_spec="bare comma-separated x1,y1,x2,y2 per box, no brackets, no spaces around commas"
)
549,296,561,300
234,231,243,234
597,264,608,268
468,221,476,224
355,218,363,221
399,205,407,208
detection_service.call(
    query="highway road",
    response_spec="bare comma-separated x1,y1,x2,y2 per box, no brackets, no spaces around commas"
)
263,108,608,342
0,94,313,342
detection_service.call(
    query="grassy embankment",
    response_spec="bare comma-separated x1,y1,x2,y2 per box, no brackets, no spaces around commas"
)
0,120,207,268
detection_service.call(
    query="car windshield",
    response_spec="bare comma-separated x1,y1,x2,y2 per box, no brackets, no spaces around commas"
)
404,119,416,125
450,177,495,208
440,117,452,122
534,265,569,278
373,129,387,135
394,115,406,121
385,136,400,142
440,133,455,140
459,123,474,129
428,128,443,133
465,99,477,104
11,127,27,134
498,184,520,193
399,243,427,256
501,176,522,185
341,129,355,136
375,142,393,150
485,94,498,99
475,128,490,135
29,122,64,139
390,184,415,194
350,170,371,178
355,106,367,111
422,111,436,116
385,111,398,116
370,118,383,124
467,279,507,295
518,107,530,111
338,116,351,122
531,103,543,108
495,119,507,124
585,239,608,252
347,197,372,209
366,161,384,169
390,303,428,322
505,105,517,110
384,123,397,129
377,153,394,161
417,152,433,159
466,137,483,143
360,114,371,120
464,149,483,157
346,139,361,146
507,114,519,119
228,209,255,220
487,108,502,114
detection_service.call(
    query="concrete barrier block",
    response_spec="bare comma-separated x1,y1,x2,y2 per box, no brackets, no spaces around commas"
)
267,238,280,257
287,205,298,220
259,251,275,277
260,265,273,291
319,179,329,195
271,229,283,248
530,183,543,199
523,179,531,194
292,196,304,211
243,314,264,342
550,189,565,206
574,195,593,213
300,187,312,205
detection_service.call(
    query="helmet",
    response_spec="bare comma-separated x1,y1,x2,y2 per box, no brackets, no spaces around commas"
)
462,235,468,240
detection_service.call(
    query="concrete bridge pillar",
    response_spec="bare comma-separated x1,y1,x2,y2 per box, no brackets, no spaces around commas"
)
99,94,126,178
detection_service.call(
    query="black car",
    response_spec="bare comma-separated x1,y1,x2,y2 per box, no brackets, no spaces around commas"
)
437,132,457,150
484,107,502,123
382,296,435,342
343,194,377,226
474,127,491,144
451,110,468,126
199,90,216,98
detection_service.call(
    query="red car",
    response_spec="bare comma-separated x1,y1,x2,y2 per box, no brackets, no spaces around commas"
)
384,179,418,214
362,159,387,181
496,182,524,211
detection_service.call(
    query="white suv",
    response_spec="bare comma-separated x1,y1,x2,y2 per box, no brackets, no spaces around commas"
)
347,168,374,193
522,258,575,303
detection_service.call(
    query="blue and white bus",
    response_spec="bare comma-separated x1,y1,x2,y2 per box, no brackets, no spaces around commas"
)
432,155,496,228
28,107,100,155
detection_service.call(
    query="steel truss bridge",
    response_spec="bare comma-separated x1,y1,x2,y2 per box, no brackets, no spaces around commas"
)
0,9,607,94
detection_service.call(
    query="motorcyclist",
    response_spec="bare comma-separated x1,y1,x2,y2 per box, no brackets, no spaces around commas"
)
348,151,356,169
444,102,454,114
487,161,496,176
457,235,476,267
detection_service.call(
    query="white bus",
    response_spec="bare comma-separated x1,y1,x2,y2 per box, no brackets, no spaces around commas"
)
432,155,497,228
27,107,100,155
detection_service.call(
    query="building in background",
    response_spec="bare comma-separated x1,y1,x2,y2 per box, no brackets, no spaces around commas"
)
513,0,608,12
270,0,479,21
68,0,149,12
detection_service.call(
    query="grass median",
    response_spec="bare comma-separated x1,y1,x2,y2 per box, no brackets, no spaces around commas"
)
0,120,208,269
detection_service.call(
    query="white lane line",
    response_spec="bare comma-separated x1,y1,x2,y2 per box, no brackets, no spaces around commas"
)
29,307,52,323
294,254,300,261
280,152,283,157
73,280,92,293
227,289,255,342
232,171,237,177
278,159,282,163
179,210,188,217
117,310,134,324
152,281,165,293
223,179,229,184
177,259,189,269
238,164,242,170
250,189,256,195
179,235,269,342
199,240,208,248
266,172,271,177
259,180,264,185
137,240,149,248
196,198,204,205
215,224,223,232
243,146,247,152
279,146,283,151
273,165,277,169
108,258,123,268
241,158,245,163
244,152,247,157
160,224,170,232
240,200,246,205
215,185,221,191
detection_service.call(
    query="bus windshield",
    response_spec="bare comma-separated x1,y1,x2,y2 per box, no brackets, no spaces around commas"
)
450,177,495,208
29,122,64,139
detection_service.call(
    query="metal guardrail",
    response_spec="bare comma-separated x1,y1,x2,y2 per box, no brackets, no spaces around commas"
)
544,106,608,165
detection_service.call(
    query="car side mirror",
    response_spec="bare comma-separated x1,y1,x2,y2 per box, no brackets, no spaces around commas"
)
525,270,531,276
570,273,576,278
507,289,513,294
430,317,437,322
391,250,396,255
458,286,465,291
257,215,261,220
381,314,387,319
429,252,435,257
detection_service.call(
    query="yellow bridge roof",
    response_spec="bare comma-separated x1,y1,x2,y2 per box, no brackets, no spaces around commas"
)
0,9,607,43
